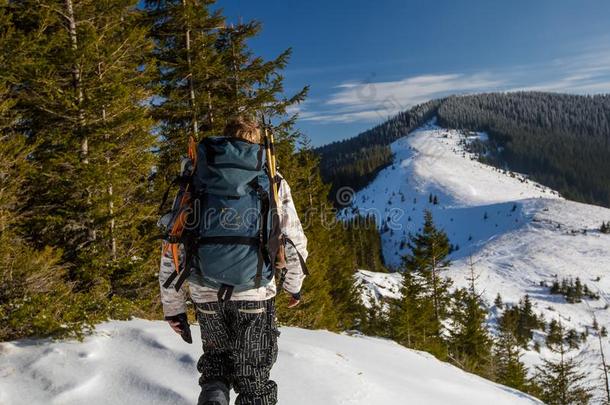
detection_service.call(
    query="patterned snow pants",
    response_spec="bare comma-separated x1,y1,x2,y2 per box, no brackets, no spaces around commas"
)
196,298,279,405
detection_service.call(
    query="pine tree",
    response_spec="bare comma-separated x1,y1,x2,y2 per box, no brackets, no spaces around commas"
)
591,316,610,404
344,215,386,273
145,0,305,192
565,328,581,350
404,210,452,330
360,304,391,338
399,210,453,358
0,130,82,339
10,0,159,317
389,269,438,353
278,140,371,330
547,319,563,348
144,0,226,177
449,259,492,375
494,293,503,309
534,322,593,404
500,294,541,347
0,9,87,338
493,317,531,393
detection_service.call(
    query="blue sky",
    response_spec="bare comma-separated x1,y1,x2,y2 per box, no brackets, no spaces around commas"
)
217,0,610,146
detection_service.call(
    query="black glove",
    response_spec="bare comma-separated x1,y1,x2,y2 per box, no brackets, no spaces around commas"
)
165,313,193,344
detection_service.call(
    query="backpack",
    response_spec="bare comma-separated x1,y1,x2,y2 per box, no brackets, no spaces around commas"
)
160,136,282,298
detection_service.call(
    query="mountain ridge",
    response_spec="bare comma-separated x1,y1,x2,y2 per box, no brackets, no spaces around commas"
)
319,92,610,208
346,120,610,401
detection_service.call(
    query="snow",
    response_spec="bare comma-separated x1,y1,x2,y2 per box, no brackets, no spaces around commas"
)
354,269,402,309
0,319,541,405
2,119,608,404
346,119,610,399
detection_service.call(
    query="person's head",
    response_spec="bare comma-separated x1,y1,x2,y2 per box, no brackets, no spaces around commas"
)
223,115,262,144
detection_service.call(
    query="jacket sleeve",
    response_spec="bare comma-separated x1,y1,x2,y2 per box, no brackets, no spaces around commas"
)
158,245,188,317
278,176,308,295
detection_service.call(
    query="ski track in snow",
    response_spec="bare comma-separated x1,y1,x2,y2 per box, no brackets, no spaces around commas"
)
0,319,541,405
346,120,610,400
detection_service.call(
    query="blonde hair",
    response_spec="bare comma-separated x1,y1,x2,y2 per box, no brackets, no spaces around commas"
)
223,116,262,144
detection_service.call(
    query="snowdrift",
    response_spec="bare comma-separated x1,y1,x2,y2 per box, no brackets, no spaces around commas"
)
0,319,540,405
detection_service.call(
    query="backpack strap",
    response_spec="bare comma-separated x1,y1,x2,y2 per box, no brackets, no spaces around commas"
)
199,236,259,245
217,284,234,302
169,186,208,292
248,177,271,288
160,137,198,292
169,231,198,291
158,173,192,213
162,268,179,289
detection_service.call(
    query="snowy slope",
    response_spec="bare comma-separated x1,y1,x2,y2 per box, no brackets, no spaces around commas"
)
0,319,541,405
355,269,402,309
345,120,610,397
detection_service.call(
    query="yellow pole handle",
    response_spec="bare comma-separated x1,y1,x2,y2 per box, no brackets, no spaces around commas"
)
263,122,280,205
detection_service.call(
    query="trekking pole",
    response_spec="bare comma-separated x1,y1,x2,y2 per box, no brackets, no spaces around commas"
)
261,115,287,272
262,115,280,205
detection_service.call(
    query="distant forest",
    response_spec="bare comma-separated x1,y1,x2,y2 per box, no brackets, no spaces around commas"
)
316,100,440,202
437,92,610,207
318,92,610,208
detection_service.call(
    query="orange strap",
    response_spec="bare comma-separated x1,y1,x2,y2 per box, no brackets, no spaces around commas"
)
188,136,198,167
165,138,198,274
163,136,198,275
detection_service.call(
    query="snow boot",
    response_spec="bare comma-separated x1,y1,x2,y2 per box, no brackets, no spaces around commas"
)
198,380,230,405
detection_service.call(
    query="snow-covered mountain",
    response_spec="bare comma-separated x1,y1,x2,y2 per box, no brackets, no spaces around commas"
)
346,120,610,397
0,319,541,405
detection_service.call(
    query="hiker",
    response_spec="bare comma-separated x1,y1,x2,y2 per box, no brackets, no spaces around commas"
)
158,116,308,405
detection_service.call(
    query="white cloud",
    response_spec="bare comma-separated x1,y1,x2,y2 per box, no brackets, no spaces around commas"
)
301,46,610,124
507,46,610,94
326,74,502,106
301,73,504,123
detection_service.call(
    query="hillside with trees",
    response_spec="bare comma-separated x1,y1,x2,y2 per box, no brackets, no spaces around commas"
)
319,92,610,208
437,92,610,208
316,100,440,201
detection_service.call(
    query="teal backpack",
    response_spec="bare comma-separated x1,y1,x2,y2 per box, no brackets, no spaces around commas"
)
161,136,281,300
